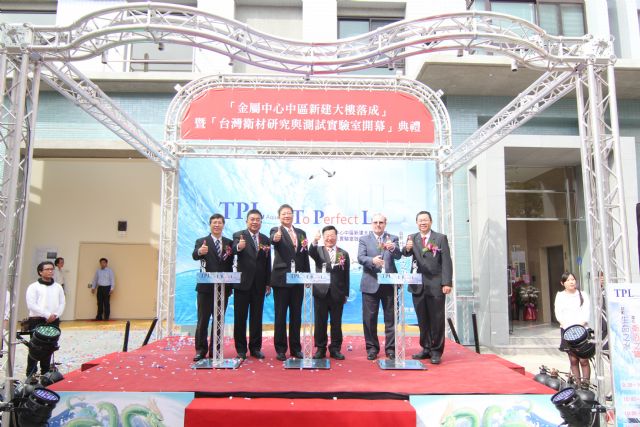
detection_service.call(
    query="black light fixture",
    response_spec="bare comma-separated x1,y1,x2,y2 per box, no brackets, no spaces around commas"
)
16,387,60,427
551,387,594,427
563,324,596,359
39,368,64,387
27,324,61,364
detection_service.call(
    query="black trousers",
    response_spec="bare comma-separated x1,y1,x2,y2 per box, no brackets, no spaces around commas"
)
26,317,60,377
96,286,111,320
314,290,345,352
272,286,303,354
412,291,446,355
362,286,395,354
233,284,266,353
195,290,230,357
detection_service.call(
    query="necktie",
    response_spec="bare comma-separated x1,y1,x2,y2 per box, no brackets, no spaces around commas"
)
214,239,222,258
253,234,259,250
422,236,426,247
288,228,297,248
328,247,335,264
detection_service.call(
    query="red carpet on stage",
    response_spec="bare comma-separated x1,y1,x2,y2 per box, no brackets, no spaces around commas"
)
51,336,552,397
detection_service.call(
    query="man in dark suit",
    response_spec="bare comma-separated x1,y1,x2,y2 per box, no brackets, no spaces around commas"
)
270,204,310,361
403,210,453,365
357,213,402,360
309,225,350,360
191,213,234,362
232,209,271,360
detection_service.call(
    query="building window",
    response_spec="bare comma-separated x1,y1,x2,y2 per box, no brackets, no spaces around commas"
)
338,18,404,75
488,1,586,36
0,12,56,25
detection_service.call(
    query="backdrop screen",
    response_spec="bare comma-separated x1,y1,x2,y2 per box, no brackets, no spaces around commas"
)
175,158,437,325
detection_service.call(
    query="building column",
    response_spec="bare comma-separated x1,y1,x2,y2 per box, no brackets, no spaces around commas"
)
194,0,235,73
303,0,337,42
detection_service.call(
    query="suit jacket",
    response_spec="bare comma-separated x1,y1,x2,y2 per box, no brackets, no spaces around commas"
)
403,230,453,296
192,234,234,293
309,244,350,300
270,225,311,287
357,232,401,294
232,229,271,291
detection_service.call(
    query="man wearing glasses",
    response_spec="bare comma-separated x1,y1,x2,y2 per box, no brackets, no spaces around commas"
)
357,213,401,360
25,261,66,376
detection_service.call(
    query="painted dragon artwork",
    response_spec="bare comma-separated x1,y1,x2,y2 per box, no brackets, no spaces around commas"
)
48,396,165,427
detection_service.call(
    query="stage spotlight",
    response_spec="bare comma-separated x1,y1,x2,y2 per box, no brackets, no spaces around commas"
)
101,51,108,64
551,387,594,427
17,387,60,427
563,324,596,359
39,369,64,387
27,324,61,364
158,42,165,51
510,59,518,72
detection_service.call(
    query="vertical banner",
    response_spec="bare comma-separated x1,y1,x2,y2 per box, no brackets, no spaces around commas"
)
607,284,640,426
175,158,437,325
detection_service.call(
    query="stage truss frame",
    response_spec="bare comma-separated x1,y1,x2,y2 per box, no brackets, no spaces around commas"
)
1,3,628,408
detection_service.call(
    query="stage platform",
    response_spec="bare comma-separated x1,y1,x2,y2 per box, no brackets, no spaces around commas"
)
49,336,562,426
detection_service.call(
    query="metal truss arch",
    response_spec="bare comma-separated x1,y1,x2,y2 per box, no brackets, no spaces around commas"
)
1,4,611,75
157,74,452,338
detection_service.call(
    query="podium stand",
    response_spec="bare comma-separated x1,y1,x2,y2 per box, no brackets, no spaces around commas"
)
192,271,242,369
377,272,426,370
283,272,331,369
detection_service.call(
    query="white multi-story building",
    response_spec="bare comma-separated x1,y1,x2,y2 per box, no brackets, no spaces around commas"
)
2,0,639,350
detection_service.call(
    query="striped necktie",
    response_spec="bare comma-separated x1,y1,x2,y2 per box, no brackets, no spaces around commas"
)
214,239,222,258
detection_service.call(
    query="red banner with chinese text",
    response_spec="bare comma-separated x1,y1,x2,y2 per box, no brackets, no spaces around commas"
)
180,88,434,143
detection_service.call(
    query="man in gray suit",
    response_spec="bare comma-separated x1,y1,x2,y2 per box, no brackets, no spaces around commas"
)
357,213,402,360
403,210,453,365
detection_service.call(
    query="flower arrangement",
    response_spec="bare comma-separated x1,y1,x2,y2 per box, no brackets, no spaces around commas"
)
259,244,270,253
519,285,540,308
222,245,232,260
422,241,441,257
337,252,346,269
300,237,308,252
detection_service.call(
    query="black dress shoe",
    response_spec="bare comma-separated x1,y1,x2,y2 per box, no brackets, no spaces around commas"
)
291,351,304,359
412,350,431,360
193,354,205,362
430,354,442,365
367,352,377,360
237,352,247,360
313,349,326,359
386,352,395,360
330,351,345,360
250,350,265,359
276,352,287,361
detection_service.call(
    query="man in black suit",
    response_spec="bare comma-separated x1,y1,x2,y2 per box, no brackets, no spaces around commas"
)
232,209,271,360
191,213,234,362
357,213,402,360
403,210,453,365
309,226,350,360
270,204,310,361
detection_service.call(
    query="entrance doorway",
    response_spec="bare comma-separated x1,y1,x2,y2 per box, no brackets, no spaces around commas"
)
505,163,582,332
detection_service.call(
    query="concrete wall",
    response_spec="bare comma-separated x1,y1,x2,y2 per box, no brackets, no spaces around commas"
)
17,158,161,321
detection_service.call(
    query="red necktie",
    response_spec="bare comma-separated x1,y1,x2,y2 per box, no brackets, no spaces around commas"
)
422,236,426,247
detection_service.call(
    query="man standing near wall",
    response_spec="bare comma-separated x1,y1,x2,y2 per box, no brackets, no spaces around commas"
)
91,258,114,321
403,210,453,365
